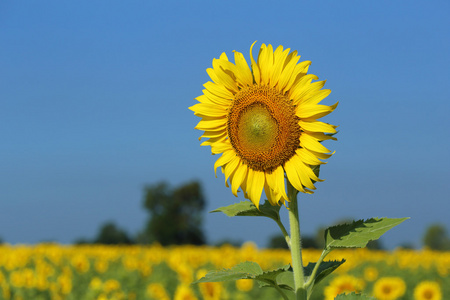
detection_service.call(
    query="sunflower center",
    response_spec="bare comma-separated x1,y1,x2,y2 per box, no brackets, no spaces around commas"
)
227,85,301,173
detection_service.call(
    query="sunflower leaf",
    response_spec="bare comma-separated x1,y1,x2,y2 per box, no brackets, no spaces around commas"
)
275,270,295,291
255,264,292,289
210,200,281,221
193,261,263,284
335,292,376,299
324,218,409,250
303,260,345,286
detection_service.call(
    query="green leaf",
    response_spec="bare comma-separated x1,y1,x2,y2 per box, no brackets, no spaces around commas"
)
210,200,281,221
325,217,409,250
334,292,376,299
304,260,345,286
255,265,292,290
193,261,263,283
275,270,295,291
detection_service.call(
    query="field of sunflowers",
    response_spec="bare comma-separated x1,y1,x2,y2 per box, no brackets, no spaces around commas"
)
0,243,448,300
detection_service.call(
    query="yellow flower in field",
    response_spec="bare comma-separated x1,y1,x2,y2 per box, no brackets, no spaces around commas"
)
22,268,36,288
10,270,25,288
89,277,103,290
146,283,170,300
174,284,198,300
324,275,365,300
190,42,337,208
97,294,108,300
373,277,406,300
95,259,109,273
364,266,379,281
414,281,442,300
197,269,223,300
71,254,90,273
236,279,254,292
1,283,10,300
57,274,72,295
175,263,194,284
103,279,121,293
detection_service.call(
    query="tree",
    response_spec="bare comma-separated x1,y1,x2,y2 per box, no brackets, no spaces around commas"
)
267,234,289,249
139,181,206,245
94,222,134,245
423,223,450,251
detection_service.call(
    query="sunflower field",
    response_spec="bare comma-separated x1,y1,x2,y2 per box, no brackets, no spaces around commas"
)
0,243,448,300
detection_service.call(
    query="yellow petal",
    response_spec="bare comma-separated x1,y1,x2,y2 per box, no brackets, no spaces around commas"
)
308,149,334,160
300,134,331,153
299,120,337,134
190,103,227,117
289,74,318,103
200,135,227,146
270,46,290,88
301,89,331,106
295,80,327,104
264,181,280,206
210,140,232,154
206,68,220,84
246,169,264,209
195,118,227,131
278,52,300,91
203,81,234,100
258,44,274,85
304,131,338,141
224,155,240,187
233,50,253,87
231,161,247,197
250,41,260,84
202,89,232,107
295,148,324,166
284,159,305,193
274,165,289,201
213,150,235,176
289,155,316,190
284,60,311,93
212,58,239,93
296,102,338,119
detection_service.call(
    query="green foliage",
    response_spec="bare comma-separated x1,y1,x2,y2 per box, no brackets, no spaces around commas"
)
194,261,263,283
195,262,295,299
334,292,376,299
140,181,206,245
324,218,408,250
94,222,134,245
267,234,290,249
304,260,345,287
211,200,281,222
423,223,450,250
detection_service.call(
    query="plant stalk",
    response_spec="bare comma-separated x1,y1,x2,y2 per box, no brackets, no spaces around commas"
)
287,181,307,300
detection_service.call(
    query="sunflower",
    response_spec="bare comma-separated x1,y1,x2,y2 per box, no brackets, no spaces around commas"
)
324,275,365,300
373,277,407,300
174,284,198,300
190,42,338,208
414,281,442,300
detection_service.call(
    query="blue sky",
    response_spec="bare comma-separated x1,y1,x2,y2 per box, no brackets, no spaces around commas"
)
0,1,449,249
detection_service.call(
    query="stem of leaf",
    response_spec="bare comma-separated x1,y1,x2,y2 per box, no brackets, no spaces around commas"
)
275,218,291,250
305,249,330,289
287,180,307,300
272,283,290,300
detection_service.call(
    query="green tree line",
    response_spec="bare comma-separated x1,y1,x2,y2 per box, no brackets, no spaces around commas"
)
72,180,450,251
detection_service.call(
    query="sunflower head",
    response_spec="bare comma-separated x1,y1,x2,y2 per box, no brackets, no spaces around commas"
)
190,42,338,208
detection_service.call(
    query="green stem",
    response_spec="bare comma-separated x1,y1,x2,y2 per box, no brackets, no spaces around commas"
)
275,218,291,250
305,249,330,289
271,282,290,300
287,181,307,300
